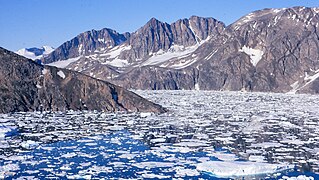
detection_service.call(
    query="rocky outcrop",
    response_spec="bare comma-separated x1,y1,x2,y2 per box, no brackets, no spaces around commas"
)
0,47,166,113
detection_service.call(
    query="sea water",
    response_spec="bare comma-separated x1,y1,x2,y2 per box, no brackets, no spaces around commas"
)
1,90,319,179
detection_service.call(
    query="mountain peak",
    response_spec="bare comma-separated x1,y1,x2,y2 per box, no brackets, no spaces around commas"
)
16,45,54,60
145,17,163,27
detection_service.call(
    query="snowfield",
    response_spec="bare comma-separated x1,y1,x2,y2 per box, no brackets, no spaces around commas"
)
0,90,319,179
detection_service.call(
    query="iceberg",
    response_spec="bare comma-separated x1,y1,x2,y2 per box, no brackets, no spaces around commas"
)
196,161,294,178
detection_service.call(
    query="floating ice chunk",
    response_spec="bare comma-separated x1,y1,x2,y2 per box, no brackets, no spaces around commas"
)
174,166,200,177
197,161,294,178
0,164,20,178
239,45,264,66
57,70,66,79
140,112,152,118
249,155,266,162
0,125,17,138
133,162,174,169
250,142,283,148
21,140,39,149
209,152,239,161
60,165,72,171
141,173,171,179
280,175,315,180
67,174,92,179
61,152,77,158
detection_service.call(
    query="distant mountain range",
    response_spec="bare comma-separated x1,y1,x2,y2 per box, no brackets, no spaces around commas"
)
0,47,166,113
16,46,54,60
21,6,319,94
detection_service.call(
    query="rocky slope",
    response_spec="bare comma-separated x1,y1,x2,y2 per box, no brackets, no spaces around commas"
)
42,7,319,94
0,47,166,113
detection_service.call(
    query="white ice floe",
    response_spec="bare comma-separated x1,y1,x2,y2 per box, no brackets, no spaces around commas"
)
280,175,315,180
61,152,77,158
141,173,171,179
21,140,39,149
174,166,200,177
57,70,66,79
239,45,264,66
0,164,20,178
249,155,267,162
209,152,239,161
133,162,174,169
196,161,294,178
0,126,15,138
140,112,152,118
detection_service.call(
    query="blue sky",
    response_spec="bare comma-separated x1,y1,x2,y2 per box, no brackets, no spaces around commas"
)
0,0,318,51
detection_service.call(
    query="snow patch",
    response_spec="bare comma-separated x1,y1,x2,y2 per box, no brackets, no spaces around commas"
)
57,70,66,79
16,46,54,60
47,57,81,68
189,22,201,43
194,83,200,90
239,45,264,66
273,9,282,13
78,44,84,55
143,44,199,67
102,45,131,59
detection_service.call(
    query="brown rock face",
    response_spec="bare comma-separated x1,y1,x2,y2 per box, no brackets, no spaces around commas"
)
0,47,166,113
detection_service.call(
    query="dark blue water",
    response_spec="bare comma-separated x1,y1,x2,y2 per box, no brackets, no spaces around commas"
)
1,130,318,179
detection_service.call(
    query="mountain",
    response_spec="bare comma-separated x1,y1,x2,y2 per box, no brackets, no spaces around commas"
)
42,16,225,80
43,28,129,64
0,47,166,113
42,7,319,94
112,7,319,94
16,46,54,60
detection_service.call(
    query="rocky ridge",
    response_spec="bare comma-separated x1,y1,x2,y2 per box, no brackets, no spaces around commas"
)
0,47,166,113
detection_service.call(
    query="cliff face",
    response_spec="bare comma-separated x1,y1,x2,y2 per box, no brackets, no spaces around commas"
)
0,47,166,113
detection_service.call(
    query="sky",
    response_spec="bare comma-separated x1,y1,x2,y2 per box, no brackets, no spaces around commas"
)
0,0,318,51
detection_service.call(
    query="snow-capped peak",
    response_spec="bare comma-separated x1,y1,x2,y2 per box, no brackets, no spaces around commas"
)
16,46,54,60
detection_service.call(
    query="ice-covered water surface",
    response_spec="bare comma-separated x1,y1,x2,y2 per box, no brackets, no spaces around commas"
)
0,90,319,179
